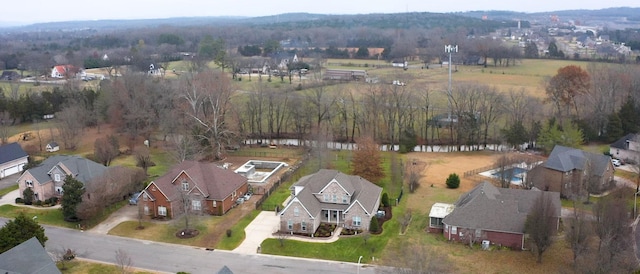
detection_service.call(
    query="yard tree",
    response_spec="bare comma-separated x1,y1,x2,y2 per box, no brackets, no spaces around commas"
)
445,173,460,189
93,135,120,166
134,146,153,175
55,104,87,150
605,113,624,142
618,96,639,135
536,119,584,154
502,120,528,149
355,46,369,59
566,200,591,267
62,176,85,221
0,212,48,253
495,153,516,188
525,192,556,263
545,65,590,124
182,69,237,160
524,41,539,58
351,136,384,184
369,216,379,233
592,189,635,272
22,187,34,204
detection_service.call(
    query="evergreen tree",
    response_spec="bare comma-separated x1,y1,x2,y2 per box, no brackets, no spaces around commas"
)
398,128,417,153
524,42,539,58
61,176,85,221
381,193,390,207
606,113,624,142
547,42,559,58
446,173,460,189
355,46,370,59
0,212,48,253
369,217,379,233
503,121,528,149
22,187,34,205
618,96,639,134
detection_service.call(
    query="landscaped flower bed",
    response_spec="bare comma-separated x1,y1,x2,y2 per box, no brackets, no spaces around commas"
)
313,223,336,237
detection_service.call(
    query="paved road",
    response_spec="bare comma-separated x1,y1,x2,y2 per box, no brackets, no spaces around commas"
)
0,218,379,274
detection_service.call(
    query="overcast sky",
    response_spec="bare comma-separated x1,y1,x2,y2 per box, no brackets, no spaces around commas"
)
2,0,638,24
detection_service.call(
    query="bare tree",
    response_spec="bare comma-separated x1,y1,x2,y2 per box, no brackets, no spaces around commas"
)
52,247,76,271
495,152,516,188
115,248,133,274
400,209,412,234
592,189,631,268
460,227,486,248
94,135,120,166
134,146,153,175
0,111,11,144
566,200,591,267
55,104,86,150
276,232,289,247
525,192,556,263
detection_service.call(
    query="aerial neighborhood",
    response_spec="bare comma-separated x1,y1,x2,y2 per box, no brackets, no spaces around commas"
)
1,5,640,274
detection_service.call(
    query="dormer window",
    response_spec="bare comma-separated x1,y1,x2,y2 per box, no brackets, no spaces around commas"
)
181,181,189,191
25,180,33,187
54,174,61,182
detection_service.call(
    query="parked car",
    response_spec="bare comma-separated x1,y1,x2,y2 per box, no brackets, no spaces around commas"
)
243,192,252,201
612,159,621,167
129,192,141,205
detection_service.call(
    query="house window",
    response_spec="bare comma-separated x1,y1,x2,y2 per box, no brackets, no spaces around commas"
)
233,191,237,197
287,220,293,230
192,200,201,211
451,226,457,234
475,229,482,238
158,206,167,216
301,221,307,231
332,194,337,203
54,174,61,182
342,195,348,203
55,187,63,195
294,207,300,217
323,194,329,202
212,200,217,207
143,193,148,201
353,216,362,226
144,206,149,215
430,217,443,228
25,180,33,187
181,181,189,191
151,186,156,191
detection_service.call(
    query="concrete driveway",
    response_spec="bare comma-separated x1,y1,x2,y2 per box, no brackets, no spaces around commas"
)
233,211,279,254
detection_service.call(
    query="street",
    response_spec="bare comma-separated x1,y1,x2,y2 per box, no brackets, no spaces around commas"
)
35,222,379,274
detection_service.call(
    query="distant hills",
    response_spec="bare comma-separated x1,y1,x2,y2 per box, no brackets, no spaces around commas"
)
1,7,639,32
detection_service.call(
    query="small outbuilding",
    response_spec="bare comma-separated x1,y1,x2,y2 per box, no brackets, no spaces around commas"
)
428,202,454,233
46,142,60,152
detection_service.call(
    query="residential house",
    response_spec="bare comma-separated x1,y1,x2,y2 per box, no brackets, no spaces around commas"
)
46,141,60,152
610,133,640,163
442,182,561,250
279,169,382,235
18,155,107,202
275,53,298,70
428,202,454,233
527,145,614,197
138,161,248,219
50,64,83,79
148,63,164,76
0,237,61,274
0,142,28,179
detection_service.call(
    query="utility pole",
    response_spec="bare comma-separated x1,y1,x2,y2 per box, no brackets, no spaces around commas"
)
445,45,458,151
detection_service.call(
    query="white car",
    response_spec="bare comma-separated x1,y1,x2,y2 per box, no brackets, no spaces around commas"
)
612,159,621,167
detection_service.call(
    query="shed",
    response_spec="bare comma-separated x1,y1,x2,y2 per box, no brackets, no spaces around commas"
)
46,142,60,152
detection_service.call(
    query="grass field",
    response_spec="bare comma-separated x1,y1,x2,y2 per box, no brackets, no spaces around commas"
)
58,259,157,274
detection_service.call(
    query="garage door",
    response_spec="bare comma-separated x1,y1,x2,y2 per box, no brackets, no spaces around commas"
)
1,164,22,178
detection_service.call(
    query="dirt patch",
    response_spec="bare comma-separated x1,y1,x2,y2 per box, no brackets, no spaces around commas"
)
176,228,199,239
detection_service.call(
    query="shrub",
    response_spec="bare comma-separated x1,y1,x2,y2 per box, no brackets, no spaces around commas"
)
381,193,389,207
34,200,43,206
226,229,232,238
15,197,23,204
446,173,460,189
369,217,379,233
22,188,34,205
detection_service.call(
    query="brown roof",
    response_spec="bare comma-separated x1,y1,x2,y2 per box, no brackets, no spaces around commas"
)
150,161,247,201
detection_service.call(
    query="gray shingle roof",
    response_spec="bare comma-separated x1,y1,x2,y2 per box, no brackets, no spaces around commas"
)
0,237,61,274
0,142,28,165
544,145,611,176
287,169,382,216
25,155,106,186
610,133,638,150
443,182,560,234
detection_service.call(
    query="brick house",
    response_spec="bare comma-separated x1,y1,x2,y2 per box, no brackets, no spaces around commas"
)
527,145,615,197
443,182,560,250
0,142,28,179
138,161,248,219
17,155,106,202
610,133,640,164
279,169,382,235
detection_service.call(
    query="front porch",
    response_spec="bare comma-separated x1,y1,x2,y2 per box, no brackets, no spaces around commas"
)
320,209,345,226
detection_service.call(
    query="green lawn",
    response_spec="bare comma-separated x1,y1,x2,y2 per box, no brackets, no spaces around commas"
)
0,184,18,197
0,204,75,228
58,259,156,274
216,210,261,250
109,214,221,247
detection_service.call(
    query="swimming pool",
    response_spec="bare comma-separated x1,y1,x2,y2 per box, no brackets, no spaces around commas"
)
491,167,527,183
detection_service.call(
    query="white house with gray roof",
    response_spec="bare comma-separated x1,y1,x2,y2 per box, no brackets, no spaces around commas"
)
279,169,382,235
17,155,106,202
610,133,640,164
